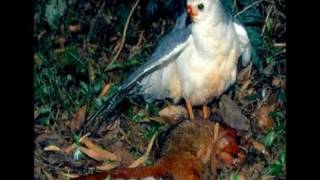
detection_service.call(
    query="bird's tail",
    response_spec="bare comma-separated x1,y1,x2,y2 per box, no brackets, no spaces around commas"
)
81,89,127,135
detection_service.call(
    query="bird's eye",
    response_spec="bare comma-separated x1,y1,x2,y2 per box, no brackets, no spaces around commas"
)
197,3,204,10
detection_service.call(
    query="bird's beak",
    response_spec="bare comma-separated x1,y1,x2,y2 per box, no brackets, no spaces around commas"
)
187,5,198,19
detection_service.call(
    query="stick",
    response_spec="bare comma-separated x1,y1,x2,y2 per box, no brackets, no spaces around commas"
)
106,0,140,71
234,0,264,17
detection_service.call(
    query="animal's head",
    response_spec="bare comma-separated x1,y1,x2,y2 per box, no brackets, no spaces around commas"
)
186,0,217,22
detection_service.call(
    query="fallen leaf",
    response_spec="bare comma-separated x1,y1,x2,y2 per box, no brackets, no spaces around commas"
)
129,134,156,168
69,24,81,32
272,77,284,88
129,155,148,168
250,139,270,157
34,54,42,65
237,63,252,83
96,162,119,171
256,104,275,130
158,105,187,124
99,83,112,97
44,145,62,152
61,172,80,178
70,105,87,132
219,95,250,131
79,146,112,161
261,175,275,180
80,137,118,161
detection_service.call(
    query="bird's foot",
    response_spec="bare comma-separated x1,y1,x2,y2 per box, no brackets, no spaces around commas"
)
203,105,210,120
185,99,195,121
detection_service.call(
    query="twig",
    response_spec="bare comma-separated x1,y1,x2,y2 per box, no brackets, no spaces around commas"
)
273,43,286,47
232,0,238,12
106,0,140,71
234,0,264,17
260,5,274,37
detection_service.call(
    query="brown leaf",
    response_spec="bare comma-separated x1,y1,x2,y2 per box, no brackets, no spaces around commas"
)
44,145,62,152
256,104,275,130
158,105,188,124
96,162,119,171
34,54,42,65
61,172,80,178
261,175,275,180
128,134,156,168
99,83,112,97
80,137,118,161
219,95,250,131
70,106,87,132
250,140,270,157
272,76,284,88
69,24,81,32
237,63,252,83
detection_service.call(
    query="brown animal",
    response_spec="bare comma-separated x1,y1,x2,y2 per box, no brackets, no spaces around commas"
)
74,118,242,180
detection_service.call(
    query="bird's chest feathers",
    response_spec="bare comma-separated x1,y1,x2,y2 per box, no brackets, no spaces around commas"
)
175,27,239,105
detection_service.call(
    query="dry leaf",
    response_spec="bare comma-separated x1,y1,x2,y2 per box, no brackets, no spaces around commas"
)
80,137,118,161
251,140,270,157
99,83,112,97
70,105,87,132
261,175,275,180
79,146,113,161
256,104,275,130
61,172,80,178
34,54,42,65
219,95,250,131
158,105,187,124
44,145,62,152
237,63,252,83
96,162,119,171
69,24,81,32
129,155,148,168
129,134,156,168
272,77,284,88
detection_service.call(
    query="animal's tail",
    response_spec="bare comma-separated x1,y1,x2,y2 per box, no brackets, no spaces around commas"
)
73,164,167,180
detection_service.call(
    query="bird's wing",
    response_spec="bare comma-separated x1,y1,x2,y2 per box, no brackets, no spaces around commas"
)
83,12,191,131
121,11,191,91
233,22,252,67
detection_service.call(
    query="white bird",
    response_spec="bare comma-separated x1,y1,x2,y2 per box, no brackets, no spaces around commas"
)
85,0,252,128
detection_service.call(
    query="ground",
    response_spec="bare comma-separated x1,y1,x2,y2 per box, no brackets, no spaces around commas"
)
34,0,286,179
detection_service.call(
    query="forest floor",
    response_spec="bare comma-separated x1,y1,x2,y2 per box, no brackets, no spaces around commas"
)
34,0,286,179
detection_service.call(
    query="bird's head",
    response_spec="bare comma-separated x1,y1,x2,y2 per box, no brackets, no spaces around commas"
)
186,0,215,22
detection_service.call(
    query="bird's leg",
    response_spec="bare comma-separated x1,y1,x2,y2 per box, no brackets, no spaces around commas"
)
185,99,195,121
203,104,210,120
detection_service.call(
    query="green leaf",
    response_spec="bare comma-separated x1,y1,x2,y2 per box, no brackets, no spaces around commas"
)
45,0,67,30
262,130,276,147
